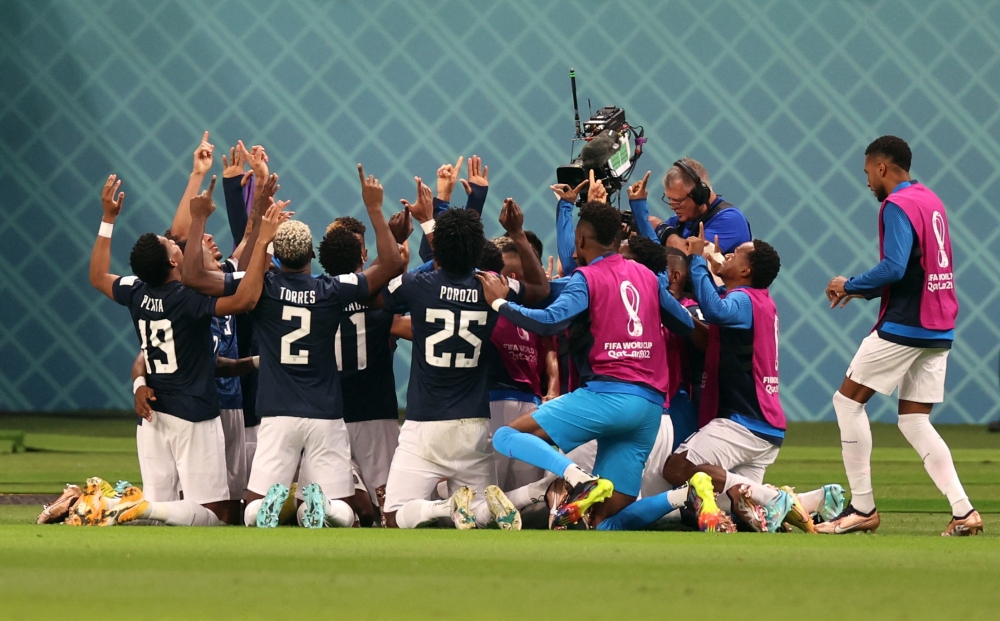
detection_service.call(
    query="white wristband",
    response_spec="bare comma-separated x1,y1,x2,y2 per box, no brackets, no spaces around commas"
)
420,220,435,235
266,242,274,255
491,299,508,312
252,356,260,369
99,221,114,238
132,376,146,394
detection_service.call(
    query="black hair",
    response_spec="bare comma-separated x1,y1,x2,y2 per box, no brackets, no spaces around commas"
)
626,236,667,274
477,240,505,274
164,229,186,253
130,233,172,288
318,226,363,276
865,135,911,172
433,209,485,274
524,230,543,259
664,246,687,261
577,201,621,246
748,239,781,289
333,216,366,236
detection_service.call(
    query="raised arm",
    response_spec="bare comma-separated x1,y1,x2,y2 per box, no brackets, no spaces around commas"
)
459,155,489,215
180,176,233,297
215,199,289,317
627,171,658,242
89,175,125,300
499,198,550,305
551,179,588,275
221,144,252,248
358,164,405,293
169,132,213,242
401,175,435,262
237,173,280,273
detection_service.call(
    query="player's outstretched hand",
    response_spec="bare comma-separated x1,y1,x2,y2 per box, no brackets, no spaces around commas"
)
686,222,708,257
436,155,463,201
388,208,413,244
101,174,124,220
587,169,608,204
258,199,291,244
240,141,269,180
826,276,857,308
135,385,156,422
499,198,524,234
460,155,489,195
189,175,217,219
628,171,650,201
358,163,384,211
550,179,588,204
476,271,509,306
192,131,214,176
400,176,434,223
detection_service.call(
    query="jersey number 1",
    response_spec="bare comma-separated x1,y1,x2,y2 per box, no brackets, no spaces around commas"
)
424,309,487,368
335,314,366,372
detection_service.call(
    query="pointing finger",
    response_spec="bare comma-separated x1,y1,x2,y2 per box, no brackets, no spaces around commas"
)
357,163,366,184
206,175,216,199
640,170,650,188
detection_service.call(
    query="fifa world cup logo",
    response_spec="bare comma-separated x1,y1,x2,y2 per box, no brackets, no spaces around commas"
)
620,281,643,337
932,211,949,269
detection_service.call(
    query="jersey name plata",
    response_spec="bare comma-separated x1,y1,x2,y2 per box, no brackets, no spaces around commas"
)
140,295,164,313
280,287,317,306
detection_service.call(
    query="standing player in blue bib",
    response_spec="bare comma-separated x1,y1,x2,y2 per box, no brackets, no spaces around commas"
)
379,188,550,530
89,175,284,527
243,165,405,529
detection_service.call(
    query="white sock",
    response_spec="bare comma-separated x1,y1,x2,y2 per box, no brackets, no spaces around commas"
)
898,414,973,516
797,488,825,515
833,391,875,513
244,499,263,527
145,501,223,526
666,488,688,508
396,499,452,529
505,474,557,510
723,471,779,505
562,464,596,488
324,499,356,527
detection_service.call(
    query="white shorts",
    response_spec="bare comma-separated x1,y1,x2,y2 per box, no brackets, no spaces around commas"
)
219,409,247,500
248,416,353,501
140,412,229,504
677,418,779,483
245,424,259,477
383,418,496,514
347,419,400,500
489,400,544,491
847,332,950,403
640,414,674,498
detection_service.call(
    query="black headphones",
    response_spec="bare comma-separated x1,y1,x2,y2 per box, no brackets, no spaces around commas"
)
672,159,711,207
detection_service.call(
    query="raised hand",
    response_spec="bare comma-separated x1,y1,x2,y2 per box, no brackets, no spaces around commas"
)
550,179,588,204
628,170,651,201
476,271,510,306
499,198,524,234
101,174,124,220
459,155,489,195
400,176,434,223
435,155,464,202
358,163,384,211
587,169,608,204
258,199,291,244
222,145,248,183
686,222,708,257
192,131,214,175
388,208,413,244
189,175,217,219
251,173,279,222
239,140,269,180
544,255,555,280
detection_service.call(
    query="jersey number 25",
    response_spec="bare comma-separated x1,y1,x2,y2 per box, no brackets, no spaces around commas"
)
424,309,487,368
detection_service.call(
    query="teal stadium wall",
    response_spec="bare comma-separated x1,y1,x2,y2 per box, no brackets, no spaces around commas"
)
1,0,998,422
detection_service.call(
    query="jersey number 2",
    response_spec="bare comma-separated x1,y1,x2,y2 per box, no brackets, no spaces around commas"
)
281,306,311,365
424,309,487,368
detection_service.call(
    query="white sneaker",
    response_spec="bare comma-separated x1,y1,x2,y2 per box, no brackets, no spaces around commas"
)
450,486,477,530
485,485,521,531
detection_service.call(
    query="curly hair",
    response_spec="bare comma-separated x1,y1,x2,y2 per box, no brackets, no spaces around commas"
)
626,236,667,274
273,220,314,270
865,135,911,172
326,216,366,237
477,240,505,274
130,233,172,288
748,239,781,289
318,226,363,276
578,201,621,246
432,209,485,274
524,230,543,259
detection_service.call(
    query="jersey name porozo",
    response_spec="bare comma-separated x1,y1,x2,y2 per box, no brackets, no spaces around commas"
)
279,287,316,305
439,286,478,303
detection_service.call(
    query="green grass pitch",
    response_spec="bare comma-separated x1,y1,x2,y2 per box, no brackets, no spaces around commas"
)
1,415,999,620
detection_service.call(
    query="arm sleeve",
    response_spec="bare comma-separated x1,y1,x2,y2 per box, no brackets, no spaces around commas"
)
181,288,218,319
327,272,370,304
556,199,578,274
628,198,658,242
504,277,526,304
704,209,752,255
657,273,695,336
111,276,141,307
222,271,245,296
498,271,589,336
845,203,912,293
222,176,248,249
463,183,487,216
409,260,435,274
380,273,412,312
690,256,753,329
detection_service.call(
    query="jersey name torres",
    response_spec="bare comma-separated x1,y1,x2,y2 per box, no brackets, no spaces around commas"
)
252,270,368,419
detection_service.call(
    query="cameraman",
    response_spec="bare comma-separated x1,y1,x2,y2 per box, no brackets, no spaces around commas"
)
629,158,751,254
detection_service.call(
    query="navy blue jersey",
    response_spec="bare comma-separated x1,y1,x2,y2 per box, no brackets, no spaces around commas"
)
213,258,244,410
113,276,219,422
252,270,369,419
381,270,524,422
337,304,398,423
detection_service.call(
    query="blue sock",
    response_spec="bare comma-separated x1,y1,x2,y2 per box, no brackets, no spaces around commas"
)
596,493,676,531
492,426,572,477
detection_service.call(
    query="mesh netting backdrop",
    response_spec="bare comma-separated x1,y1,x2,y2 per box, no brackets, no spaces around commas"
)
1,0,998,422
